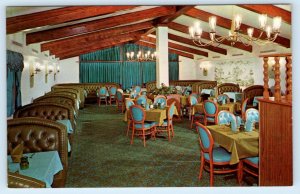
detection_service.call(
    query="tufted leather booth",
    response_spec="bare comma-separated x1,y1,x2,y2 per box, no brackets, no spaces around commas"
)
217,83,241,95
146,80,217,93
51,86,85,108
8,172,46,188
7,118,68,187
13,102,76,131
33,94,77,116
54,82,120,103
242,85,272,108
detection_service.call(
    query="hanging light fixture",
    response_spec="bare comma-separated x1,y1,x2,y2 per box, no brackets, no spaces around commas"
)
126,50,157,61
189,13,282,47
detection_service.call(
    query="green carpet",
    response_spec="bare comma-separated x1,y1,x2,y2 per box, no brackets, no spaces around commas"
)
65,104,256,187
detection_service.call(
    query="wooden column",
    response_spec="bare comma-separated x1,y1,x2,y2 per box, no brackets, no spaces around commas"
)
274,56,281,101
285,56,292,102
263,57,269,99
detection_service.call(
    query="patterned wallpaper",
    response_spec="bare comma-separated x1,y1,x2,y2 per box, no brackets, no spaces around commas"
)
214,59,255,87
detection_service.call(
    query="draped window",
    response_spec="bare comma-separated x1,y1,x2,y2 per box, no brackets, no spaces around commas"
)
7,50,24,117
79,44,179,89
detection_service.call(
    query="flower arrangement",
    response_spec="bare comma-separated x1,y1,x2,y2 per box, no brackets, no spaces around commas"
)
151,83,178,95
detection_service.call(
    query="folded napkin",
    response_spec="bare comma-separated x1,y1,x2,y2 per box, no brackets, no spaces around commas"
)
11,143,23,163
245,120,253,132
236,116,242,129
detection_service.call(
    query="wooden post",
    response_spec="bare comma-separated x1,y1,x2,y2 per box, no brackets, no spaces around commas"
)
274,56,281,101
285,56,292,102
263,57,269,99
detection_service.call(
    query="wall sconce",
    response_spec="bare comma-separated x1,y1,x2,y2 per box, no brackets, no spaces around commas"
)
30,64,41,77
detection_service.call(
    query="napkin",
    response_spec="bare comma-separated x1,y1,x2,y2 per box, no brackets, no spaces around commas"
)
230,117,238,132
222,99,226,105
236,116,242,128
11,143,23,163
245,120,253,132
146,103,150,110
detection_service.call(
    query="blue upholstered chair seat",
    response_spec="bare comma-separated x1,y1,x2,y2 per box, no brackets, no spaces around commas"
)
245,157,259,165
134,122,156,129
206,117,215,122
204,147,232,163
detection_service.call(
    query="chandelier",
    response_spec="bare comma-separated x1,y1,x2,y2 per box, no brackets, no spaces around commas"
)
126,50,157,61
189,14,282,47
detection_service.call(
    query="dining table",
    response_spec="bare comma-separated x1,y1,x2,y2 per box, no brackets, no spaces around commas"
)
206,125,259,164
8,151,63,188
223,92,243,102
192,102,238,115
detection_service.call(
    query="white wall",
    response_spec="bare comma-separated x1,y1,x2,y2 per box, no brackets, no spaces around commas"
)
56,57,79,84
7,32,59,106
179,56,198,80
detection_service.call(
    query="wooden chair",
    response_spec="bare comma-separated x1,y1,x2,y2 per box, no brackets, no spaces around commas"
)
216,94,230,104
203,100,219,125
195,122,240,186
238,157,259,184
217,110,236,125
116,91,124,112
245,108,259,123
130,105,156,147
8,172,46,188
135,95,147,106
156,102,176,141
98,86,108,106
154,95,167,105
189,95,204,128
108,86,117,105
125,99,135,136
235,98,248,120
167,98,182,122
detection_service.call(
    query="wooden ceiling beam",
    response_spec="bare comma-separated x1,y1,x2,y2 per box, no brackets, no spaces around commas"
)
136,41,194,59
7,6,137,34
41,21,153,52
165,33,227,55
54,31,144,58
140,6,194,37
141,36,208,57
26,6,176,44
238,5,291,24
185,8,290,48
168,22,252,52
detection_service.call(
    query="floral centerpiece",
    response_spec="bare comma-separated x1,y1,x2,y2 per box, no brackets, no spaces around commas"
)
151,83,178,95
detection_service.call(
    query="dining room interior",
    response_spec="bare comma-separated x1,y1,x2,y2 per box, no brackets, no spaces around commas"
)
4,3,294,189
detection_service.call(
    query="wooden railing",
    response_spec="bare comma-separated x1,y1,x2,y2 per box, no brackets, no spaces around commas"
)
260,53,292,103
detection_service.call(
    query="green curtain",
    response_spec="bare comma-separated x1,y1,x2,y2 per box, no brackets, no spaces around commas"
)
121,62,142,89
80,62,121,83
141,62,156,84
169,62,179,81
7,68,14,117
80,46,120,61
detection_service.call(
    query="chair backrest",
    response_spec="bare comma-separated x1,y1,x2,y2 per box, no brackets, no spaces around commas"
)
133,86,141,93
99,87,107,96
217,110,236,125
217,94,230,104
241,98,249,119
167,102,176,120
130,105,145,123
8,172,46,188
154,95,167,105
125,99,134,110
195,122,213,154
203,100,218,117
166,94,181,102
167,98,181,116
116,91,123,102
109,86,117,95
188,95,198,106
245,108,259,123
140,91,147,96
217,83,240,95
135,95,147,105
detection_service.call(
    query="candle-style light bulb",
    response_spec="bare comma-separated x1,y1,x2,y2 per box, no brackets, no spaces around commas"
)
272,16,282,32
247,28,254,38
266,25,272,38
234,15,242,30
259,14,267,29
209,16,217,32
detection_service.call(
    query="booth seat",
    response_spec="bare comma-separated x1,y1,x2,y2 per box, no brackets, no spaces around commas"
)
193,81,217,94
51,86,85,108
242,85,272,108
13,102,76,132
217,83,241,96
54,82,120,103
8,172,46,188
7,118,68,187
146,80,217,93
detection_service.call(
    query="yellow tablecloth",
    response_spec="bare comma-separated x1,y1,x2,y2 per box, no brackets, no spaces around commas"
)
207,125,259,164
192,102,237,115
124,107,178,126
